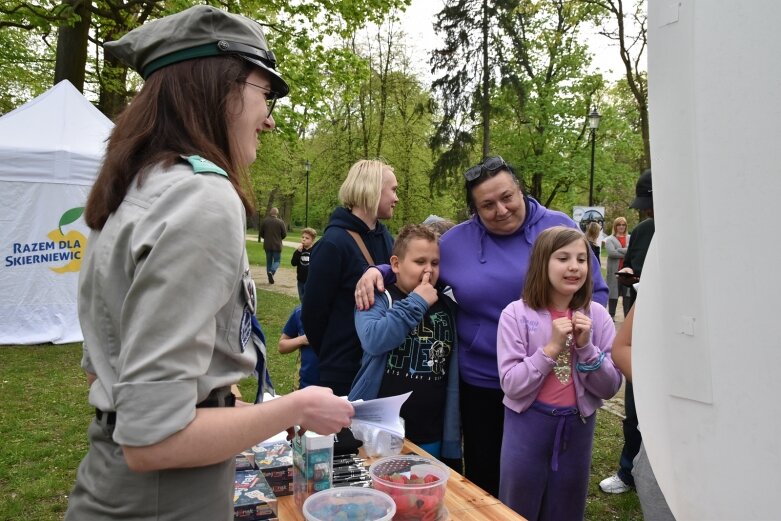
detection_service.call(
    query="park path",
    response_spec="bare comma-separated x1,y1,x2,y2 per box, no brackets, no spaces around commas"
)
249,264,299,299
247,235,302,299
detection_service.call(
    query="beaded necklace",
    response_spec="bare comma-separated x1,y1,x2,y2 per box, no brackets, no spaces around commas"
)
553,334,575,384
551,308,574,384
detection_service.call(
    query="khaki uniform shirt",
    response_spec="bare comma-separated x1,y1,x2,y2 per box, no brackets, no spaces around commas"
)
78,160,257,447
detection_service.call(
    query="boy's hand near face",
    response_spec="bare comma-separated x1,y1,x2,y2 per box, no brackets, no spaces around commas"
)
413,271,438,306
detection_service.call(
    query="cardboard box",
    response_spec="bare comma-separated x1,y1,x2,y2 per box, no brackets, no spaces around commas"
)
235,451,255,471
252,441,293,480
233,470,278,520
251,440,293,496
265,479,293,497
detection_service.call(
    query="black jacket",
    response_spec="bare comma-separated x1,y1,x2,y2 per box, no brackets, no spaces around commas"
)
625,218,655,277
301,207,394,389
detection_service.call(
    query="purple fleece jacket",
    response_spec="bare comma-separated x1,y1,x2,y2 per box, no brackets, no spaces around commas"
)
438,197,608,389
497,301,621,417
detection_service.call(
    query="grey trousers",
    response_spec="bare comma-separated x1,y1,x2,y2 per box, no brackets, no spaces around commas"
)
632,442,676,521
65,418,235,521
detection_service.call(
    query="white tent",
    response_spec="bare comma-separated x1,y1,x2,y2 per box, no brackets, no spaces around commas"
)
0,80,113,344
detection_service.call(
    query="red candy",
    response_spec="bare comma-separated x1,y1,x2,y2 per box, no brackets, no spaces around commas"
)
374,473,444,521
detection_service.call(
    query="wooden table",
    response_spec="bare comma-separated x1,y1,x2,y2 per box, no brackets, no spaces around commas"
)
277,439,527,520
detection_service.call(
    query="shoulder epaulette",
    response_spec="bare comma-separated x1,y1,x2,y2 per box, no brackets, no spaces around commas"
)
182,155,228,178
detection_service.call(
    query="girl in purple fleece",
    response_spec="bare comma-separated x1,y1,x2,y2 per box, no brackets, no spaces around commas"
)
496,226,622,521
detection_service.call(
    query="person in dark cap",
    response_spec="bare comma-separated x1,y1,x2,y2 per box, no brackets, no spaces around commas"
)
65,6,353,521
599,168,655,495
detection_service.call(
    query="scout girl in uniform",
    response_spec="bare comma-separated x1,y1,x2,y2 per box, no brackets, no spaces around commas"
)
65,7,353,521
496,226,622,520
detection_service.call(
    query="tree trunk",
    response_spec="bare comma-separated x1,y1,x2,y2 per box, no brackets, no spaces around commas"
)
280,194,294,230
265,188,279,217
481,0,491,157
53,0,91,92
98,53,129,118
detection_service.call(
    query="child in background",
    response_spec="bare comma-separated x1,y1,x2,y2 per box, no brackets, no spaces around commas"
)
291,228,316,301
421,215,455,236
586,221,602,265
349,224,460,465
278,305,318,390
496,226,622,521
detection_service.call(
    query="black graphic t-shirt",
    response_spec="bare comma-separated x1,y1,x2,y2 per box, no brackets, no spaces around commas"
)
292,247,312,283
377,285,455,444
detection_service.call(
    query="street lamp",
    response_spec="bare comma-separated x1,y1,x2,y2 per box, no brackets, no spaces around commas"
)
304,160,311,227
587,106,601,206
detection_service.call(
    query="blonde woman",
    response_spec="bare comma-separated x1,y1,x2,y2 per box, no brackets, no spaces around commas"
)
605,217,631,318
301,159,398,395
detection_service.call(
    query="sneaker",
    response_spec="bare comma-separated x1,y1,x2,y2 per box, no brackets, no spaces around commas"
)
599,473,631,494
267,272,274,284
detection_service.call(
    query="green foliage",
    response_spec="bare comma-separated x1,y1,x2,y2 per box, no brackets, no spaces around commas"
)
0,26,55,112
0,0,646,228
255,288,301,394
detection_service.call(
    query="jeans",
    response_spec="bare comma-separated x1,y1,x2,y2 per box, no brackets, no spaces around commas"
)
265,250,281,275
618,381,642,486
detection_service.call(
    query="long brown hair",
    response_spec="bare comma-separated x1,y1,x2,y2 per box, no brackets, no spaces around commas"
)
522,226,593,311
85,56,256,229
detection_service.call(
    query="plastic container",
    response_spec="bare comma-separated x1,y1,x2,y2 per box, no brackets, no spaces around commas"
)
302,486,396,521
293,430,334,508
369,455,449,521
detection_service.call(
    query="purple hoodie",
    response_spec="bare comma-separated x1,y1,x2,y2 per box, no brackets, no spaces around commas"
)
439,197,608,389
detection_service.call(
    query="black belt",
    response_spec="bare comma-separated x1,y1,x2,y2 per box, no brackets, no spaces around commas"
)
95,409,116,425
95,387,236,426
197,387,236,408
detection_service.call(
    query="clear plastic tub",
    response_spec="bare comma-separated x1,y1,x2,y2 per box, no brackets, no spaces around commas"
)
369,455,449,521
302,486,396,521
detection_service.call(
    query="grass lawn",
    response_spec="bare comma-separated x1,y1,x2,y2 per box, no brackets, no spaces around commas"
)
245,236,299,270
0,286,640,520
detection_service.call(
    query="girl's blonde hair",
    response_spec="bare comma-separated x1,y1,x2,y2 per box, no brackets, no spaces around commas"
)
338,159,394,217
612,216,628,235
585,221,601,243
522,226,593,311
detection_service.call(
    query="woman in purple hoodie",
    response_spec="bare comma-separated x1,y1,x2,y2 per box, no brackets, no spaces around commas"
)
356,156,608,496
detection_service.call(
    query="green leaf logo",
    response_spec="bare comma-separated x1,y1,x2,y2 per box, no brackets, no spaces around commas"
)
59,207,84,234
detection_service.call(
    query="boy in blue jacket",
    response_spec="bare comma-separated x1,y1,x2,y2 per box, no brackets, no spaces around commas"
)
349,224,460,466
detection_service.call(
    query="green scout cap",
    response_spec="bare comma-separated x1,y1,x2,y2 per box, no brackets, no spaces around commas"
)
104,5,289,98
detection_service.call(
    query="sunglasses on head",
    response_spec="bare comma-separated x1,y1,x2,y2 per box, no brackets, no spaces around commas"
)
464,156,509,182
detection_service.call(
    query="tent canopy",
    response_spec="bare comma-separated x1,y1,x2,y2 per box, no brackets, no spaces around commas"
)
0,80,113,345
0,80,113,185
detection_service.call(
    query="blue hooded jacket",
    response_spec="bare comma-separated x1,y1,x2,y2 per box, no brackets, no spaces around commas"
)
349,288,461,459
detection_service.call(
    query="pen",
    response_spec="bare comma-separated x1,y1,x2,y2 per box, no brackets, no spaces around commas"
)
333,479,372,488
333,470,370,479
334,456,365,463
332,464,365,472
333,476,371,486
332,453,359,460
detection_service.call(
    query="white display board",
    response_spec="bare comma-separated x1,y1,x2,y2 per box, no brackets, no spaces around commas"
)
637,1,781,518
